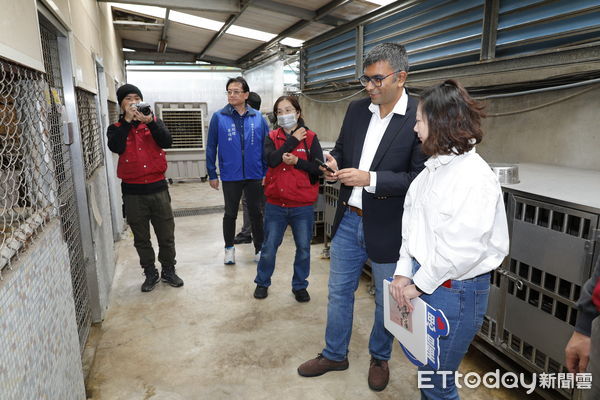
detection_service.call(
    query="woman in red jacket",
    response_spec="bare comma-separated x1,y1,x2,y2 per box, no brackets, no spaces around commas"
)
253,96,323,302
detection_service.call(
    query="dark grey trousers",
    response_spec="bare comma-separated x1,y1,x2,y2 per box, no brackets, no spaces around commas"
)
123,189,176,267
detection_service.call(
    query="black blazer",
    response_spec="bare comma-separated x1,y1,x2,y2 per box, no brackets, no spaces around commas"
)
329,96,427,263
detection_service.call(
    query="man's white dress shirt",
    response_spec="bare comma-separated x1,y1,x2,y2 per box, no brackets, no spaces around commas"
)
347,90,408,209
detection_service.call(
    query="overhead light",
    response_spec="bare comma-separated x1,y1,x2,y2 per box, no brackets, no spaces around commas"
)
365,0,397,6
109,2,166,19
280,38,304,47
169,10,224,31
111,4,299,44
169,10,277,42
122,47,136,52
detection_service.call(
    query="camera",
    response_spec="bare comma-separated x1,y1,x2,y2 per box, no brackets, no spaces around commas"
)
133,102,152,116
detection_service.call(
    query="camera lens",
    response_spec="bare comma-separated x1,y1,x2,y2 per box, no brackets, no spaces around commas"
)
135,102,152,115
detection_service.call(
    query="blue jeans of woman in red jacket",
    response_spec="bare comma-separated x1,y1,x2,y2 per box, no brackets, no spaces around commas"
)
254,202,313,291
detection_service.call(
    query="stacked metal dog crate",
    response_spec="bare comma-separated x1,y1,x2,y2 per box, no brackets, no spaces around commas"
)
322,163,600,399
476,163,600,400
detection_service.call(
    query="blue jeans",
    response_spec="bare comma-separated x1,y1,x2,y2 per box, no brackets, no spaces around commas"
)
322,210,397,362
412,260,490,400
254,203,314,290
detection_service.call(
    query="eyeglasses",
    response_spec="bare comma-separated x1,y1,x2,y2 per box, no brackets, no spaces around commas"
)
226,90,245,96
276,108,296,115
358,70,401,87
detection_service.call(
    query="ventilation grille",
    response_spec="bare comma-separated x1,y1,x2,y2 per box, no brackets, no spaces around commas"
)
507,258,580,327
514,199,593,239
480,316,498,343
324,184,340,238
503,328,570,377
161,109,204,149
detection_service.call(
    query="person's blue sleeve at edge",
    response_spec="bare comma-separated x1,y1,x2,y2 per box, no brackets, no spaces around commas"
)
206,113,220,180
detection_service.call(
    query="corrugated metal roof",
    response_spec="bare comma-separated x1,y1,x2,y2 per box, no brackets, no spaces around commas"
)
106,0,388,68
235,8,302,34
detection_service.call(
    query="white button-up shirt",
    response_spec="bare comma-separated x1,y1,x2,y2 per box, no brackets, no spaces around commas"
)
347,90,408,209
394,148,509,294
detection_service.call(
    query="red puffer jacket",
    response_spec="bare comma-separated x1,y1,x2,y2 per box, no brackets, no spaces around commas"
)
115,121,167,184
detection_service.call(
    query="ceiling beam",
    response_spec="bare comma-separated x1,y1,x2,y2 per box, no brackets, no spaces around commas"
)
121,41,238,66
237,0,352,65
197,1,253,59
158,8,170,52
122,39,157,51
99,0,241,13
251,0,346,27
201,55,239,67
124,50,237,66
124,51,197,63
113,20,163,31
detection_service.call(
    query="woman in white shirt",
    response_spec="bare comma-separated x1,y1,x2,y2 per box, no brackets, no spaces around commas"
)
389,79,509,400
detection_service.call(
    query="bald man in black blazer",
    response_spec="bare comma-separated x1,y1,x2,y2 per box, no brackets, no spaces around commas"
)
298,43,427,392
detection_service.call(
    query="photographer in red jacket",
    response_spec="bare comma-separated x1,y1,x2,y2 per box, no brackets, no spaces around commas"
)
107,84,183,292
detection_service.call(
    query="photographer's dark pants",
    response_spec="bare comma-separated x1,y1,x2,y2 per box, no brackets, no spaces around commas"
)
123,189,176,267
222,179,264,252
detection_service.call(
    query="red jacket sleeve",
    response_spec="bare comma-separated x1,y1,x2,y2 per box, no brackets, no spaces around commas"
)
593,277,600,311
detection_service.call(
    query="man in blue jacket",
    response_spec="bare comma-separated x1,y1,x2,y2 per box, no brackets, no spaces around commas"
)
206,77,269,265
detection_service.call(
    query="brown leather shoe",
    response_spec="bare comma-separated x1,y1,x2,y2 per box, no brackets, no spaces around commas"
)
368,357,389,391
297,353,349,377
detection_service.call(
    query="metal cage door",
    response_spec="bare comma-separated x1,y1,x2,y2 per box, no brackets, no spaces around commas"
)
39,22,91,353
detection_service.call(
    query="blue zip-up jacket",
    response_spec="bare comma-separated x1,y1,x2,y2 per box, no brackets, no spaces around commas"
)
206,104,269,181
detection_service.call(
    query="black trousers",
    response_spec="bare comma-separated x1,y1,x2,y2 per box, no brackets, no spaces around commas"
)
123,189,176,267
222,180,264,252
239,191,265,237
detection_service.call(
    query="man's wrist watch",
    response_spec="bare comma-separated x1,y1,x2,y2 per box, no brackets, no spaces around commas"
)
414,284,424,294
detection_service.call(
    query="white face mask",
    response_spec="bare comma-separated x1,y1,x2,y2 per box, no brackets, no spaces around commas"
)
277,113,297,130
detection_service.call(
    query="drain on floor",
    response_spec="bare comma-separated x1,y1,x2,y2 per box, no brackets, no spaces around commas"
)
173,206,223,217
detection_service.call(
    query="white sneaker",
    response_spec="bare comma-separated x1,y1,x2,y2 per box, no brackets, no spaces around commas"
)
254,251,261,263
224,246,235,265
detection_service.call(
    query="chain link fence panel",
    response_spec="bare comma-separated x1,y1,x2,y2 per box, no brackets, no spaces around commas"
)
76,88,103,179
0,58,58,274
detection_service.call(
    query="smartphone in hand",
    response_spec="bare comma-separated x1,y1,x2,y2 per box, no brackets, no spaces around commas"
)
314,158,336,173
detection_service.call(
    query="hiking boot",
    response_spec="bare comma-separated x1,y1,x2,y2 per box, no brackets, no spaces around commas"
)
161,265,184,287
254,285,268,299
297,353,349,377
233,233,252,244
368,357,389,391
292,288,310,303
224,246,235,265
141,265,160,292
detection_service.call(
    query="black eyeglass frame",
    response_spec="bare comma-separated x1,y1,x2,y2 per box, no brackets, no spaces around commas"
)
358,70,403,87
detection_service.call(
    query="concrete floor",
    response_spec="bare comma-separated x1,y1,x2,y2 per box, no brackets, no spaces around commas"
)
85,181,539,400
